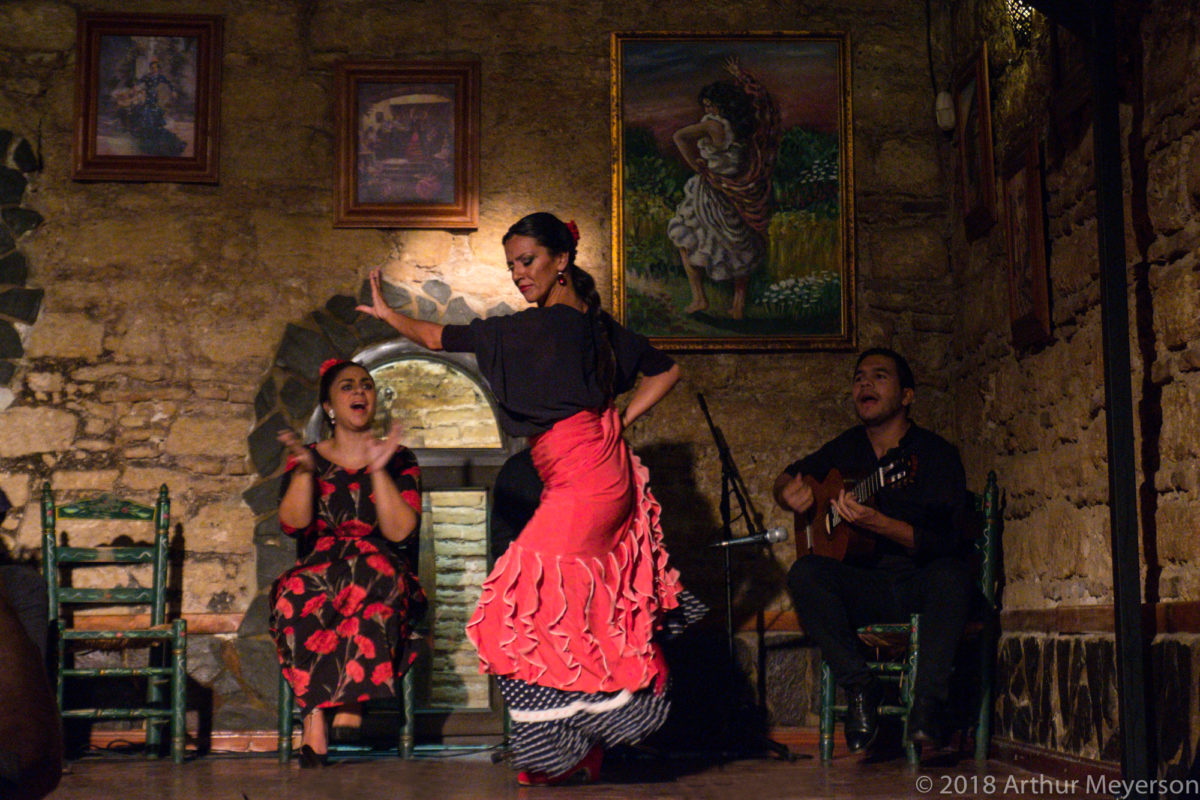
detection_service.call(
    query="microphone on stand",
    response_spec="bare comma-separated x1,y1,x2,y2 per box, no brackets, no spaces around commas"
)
709,526,789,548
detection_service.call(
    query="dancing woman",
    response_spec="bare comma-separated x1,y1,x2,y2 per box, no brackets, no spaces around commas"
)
358,212,700,785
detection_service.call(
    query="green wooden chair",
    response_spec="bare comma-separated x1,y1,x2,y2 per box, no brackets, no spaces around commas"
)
276,636,422,763
40,483,187,763
818,471,1002,764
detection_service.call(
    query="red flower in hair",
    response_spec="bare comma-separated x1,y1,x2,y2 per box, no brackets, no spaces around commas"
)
565,220,580,244
319,358,345,377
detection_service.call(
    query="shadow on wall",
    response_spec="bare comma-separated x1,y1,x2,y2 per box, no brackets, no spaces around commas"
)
637,441,789,632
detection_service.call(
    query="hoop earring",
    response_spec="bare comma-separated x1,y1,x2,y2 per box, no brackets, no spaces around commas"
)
556,271,567,286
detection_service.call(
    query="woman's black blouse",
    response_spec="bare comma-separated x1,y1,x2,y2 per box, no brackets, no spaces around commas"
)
440,304,674,437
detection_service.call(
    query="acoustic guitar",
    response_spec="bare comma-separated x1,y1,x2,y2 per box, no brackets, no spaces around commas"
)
794,454,916,562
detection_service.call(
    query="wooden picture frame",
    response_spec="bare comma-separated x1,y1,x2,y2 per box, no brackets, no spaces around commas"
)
334,61,479,229
955,43,996,239
611,32,855,351
1003,140,1051,347
72,13,223,183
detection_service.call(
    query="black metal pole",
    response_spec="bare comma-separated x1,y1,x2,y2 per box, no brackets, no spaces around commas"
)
1089,0,1152,790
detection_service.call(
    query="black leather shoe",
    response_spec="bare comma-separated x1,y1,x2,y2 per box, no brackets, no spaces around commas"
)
298,744,328,769
908,696,945,747
844,680,883,753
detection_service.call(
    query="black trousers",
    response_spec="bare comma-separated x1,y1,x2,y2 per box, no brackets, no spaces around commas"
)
787,554,973,703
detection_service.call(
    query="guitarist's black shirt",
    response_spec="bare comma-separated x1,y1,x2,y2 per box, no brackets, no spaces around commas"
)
783,424,968,570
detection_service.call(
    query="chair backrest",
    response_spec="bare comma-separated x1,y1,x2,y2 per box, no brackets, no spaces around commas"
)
971,471,1002,611
41,483,171,627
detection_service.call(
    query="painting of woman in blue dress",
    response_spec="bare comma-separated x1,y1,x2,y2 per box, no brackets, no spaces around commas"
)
99,36,195,158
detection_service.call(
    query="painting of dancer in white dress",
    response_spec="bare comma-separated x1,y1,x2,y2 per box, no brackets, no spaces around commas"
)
613,34,855,350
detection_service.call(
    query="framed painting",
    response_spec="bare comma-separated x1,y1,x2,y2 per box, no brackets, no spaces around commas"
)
611,33,855,351
334,61,479,229
72,13,223,183
1003,140,1051,347
955,43,997,239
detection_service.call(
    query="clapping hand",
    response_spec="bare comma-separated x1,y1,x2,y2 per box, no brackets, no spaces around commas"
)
365,421,405,474
277,428,316,474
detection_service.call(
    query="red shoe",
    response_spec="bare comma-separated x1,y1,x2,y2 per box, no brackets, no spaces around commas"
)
517,744,603,786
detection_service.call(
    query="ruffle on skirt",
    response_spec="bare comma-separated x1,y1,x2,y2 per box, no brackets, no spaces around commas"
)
465,408,686,695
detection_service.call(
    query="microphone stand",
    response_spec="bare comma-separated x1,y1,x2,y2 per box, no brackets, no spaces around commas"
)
696,393,793,761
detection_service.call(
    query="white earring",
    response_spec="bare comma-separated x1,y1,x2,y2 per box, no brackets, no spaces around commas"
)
328,409,336,425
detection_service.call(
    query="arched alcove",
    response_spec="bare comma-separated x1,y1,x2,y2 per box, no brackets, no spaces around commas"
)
243,291,520,738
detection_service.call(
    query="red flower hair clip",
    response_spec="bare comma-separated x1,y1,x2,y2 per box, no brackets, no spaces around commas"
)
319,358,344,378
565,219,580,244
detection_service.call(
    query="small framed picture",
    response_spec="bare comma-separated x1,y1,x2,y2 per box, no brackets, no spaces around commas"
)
1003,140,1052,347
954,43,997,239
72,13,223,183
334,61,480,229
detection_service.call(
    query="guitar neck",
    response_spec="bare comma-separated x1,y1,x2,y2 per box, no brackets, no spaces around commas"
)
852,465,885,503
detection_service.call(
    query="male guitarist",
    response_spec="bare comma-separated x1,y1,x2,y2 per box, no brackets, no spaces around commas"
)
772,348,971,753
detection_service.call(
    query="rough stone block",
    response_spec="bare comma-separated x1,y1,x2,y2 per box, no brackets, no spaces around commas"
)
280,377,317,423
0,167,26,205
0,406,76,457
11,137,37,173
443,296,477,325
242,475,284,516
249,411,289,477
325,294,360,324
165,416,247,458
0,250,29,285
422,278,452,304
0,284,42,321
0,320,21,358
254,375,276,422
186,500,256,555
237,592,271,637
312,309,359,358
275,323,335,382
256,540,294,590
26,312,104,359
1,206,42,237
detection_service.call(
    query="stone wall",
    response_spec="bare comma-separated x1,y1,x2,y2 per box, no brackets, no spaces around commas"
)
0,0,959,630
943,0,1200,774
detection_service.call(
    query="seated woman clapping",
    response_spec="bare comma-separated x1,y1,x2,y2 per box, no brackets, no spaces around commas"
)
270,359,427,767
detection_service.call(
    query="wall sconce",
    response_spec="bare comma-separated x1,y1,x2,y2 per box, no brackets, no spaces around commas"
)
1007,0,1033,49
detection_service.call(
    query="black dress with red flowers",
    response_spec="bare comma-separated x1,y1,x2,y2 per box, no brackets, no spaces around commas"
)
270,446,427,711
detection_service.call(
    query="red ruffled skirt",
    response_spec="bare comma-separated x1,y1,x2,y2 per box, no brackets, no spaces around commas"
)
465,406,685,694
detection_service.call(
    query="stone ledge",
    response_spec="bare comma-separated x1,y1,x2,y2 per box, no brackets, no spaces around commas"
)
1001,600,1200,634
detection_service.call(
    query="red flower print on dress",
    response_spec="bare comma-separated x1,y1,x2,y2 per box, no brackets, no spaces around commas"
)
305,628,339,655
319,479,337,498
336,617,360,638
363,602,393,620
338,519,372,539
333,584,367,616
283,576,305,594
353,635,376,659
275,596,294,618
286,667,311,696
345,660,365,683
313,536,335,552
301,595,327,617
371,662,393,685
366,554,395,576
298,562,330,574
